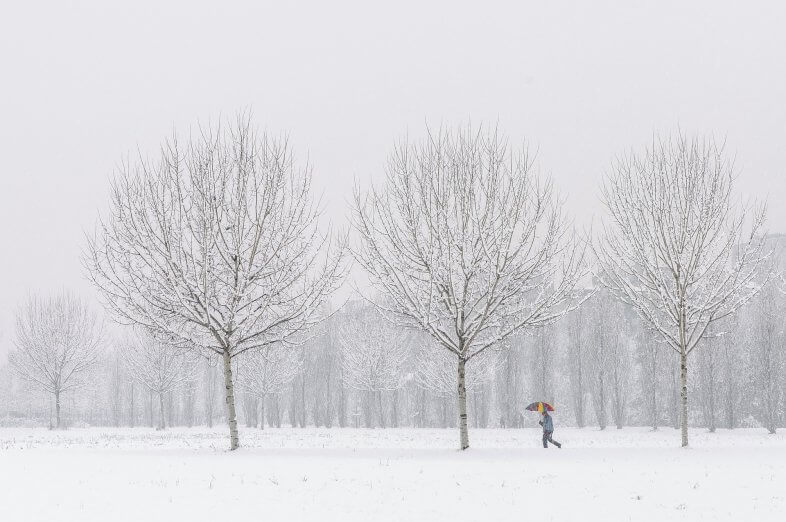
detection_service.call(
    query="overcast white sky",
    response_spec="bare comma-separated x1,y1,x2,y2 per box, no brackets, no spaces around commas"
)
1,0,785,356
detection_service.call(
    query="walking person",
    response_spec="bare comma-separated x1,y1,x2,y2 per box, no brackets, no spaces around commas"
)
539,410,562,448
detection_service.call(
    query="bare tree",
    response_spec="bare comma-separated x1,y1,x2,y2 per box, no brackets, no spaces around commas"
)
120,330,198,430
85,114,346,449
353,125,584,449
596,134,768,447
10,293,102,428
236,345,302,429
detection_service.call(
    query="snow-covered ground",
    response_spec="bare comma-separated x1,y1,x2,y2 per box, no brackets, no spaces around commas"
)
1,426,784,521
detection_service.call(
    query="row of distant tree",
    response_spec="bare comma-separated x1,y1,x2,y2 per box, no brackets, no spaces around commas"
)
0,114,777,450
2,276,783,437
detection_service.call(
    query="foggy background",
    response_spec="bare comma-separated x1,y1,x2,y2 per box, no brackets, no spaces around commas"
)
1,0,785,357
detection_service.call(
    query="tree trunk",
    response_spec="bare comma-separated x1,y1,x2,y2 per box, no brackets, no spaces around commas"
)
670,364,680,429
259,395,266,430
708,361,716,433
363,391,372,428
300,374,306,428
575,359,585,428
167,391,174,427
680,350,689,447
646,344,658,431
149,391,154,427
290,380,298,427
651,373,658,431
725,377,735,429
609,358,624,430
504,353,513,428
457,358,469,450
597,373,606,430
206,385,214,428
244,394,257,428
338,378,347,428
54,390,61,429
471,390,478,428
222,350,240,450
377,390,386,428
186,384,195,428
325,368,333,428
158,391,166,430
274,395,282,428
129,382,135,428
419,389,428,428
391,389,399,428
312,383,321,428
723,342,735,429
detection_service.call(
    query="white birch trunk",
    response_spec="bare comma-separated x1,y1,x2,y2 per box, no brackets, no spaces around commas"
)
222,350,240,450
457,358,469,450
679,351,689,447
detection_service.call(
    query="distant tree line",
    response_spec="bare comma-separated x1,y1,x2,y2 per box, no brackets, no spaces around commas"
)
2,280,784,436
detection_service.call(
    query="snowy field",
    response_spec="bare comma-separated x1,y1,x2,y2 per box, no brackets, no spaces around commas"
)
1,427,784,522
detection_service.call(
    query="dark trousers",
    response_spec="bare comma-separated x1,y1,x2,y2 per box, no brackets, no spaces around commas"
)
543,430,561,448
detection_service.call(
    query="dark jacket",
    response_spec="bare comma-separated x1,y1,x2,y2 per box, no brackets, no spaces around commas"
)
541,414,553,432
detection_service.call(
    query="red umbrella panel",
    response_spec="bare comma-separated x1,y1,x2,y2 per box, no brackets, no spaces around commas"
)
525,402,555,413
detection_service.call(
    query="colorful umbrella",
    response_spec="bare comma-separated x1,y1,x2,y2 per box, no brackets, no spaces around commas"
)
525,401,555,413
